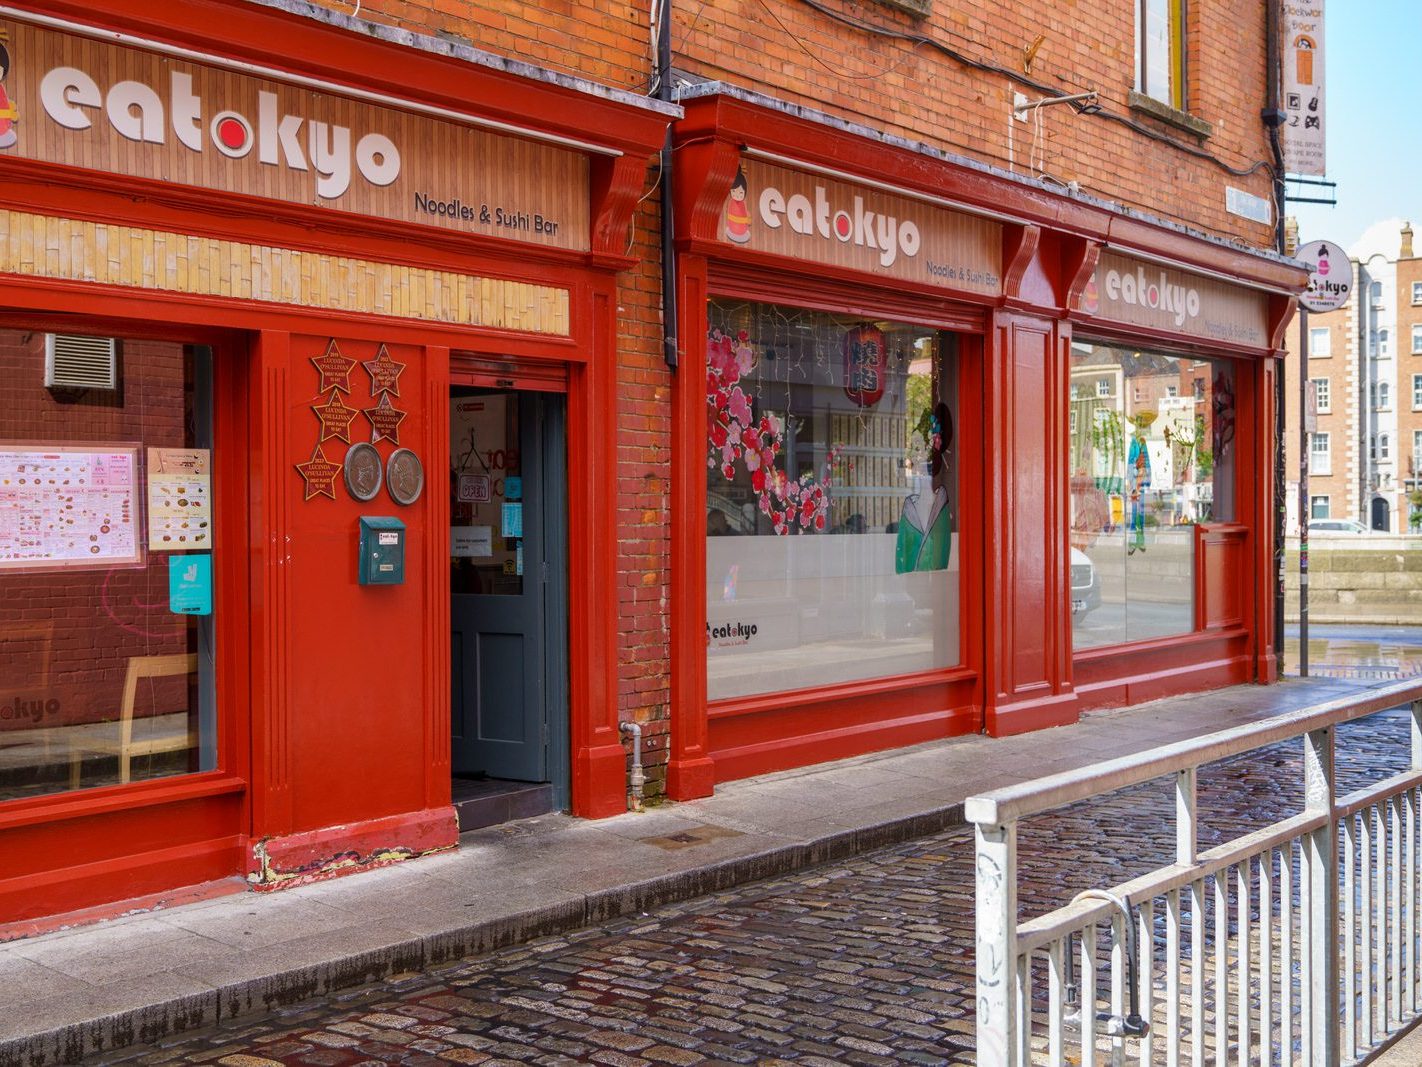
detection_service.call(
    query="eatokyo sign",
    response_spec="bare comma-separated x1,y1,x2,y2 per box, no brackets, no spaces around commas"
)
0,17,589,250
1082,251,1270,348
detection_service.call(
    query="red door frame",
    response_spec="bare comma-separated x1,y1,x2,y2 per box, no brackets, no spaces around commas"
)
0,0,667,920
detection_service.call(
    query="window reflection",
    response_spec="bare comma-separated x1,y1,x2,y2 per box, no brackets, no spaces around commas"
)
705,299,961,700
1069,341,1236,650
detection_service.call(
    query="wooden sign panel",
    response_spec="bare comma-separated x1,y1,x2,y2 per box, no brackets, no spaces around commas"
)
720,158,1002,296
0,18,589,250
1081,252,1270,349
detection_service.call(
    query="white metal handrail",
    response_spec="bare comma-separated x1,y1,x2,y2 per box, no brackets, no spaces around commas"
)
970,677,1422,1066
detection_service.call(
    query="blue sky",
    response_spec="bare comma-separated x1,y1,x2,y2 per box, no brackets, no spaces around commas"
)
1291,2,1413,255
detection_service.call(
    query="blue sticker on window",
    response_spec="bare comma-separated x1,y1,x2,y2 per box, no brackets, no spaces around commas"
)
504,475,522,501
169,554,213,615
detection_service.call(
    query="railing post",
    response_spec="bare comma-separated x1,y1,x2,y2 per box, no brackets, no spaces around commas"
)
1411,699,1422,770
976,820,1020,1066
1304,726,1339,1064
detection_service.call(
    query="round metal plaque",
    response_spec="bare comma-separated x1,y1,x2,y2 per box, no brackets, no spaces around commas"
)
343,442,383,502
386,448,424,506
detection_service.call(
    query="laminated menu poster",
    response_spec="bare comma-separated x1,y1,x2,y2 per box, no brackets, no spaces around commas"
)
147,448,212,551
0,445,140,570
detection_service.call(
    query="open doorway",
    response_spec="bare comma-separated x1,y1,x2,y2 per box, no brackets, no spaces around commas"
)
449,387,568,830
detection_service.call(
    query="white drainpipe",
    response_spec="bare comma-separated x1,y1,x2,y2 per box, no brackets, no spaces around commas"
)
619,721,646,812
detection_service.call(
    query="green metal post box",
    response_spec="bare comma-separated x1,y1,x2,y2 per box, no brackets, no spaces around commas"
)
358,516,406,585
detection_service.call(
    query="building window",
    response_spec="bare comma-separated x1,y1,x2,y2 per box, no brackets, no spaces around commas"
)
1414,429,1422,467
1097,378,1112,398
1069,340,1237,652
1192,378,1205,400
1371,281,1384,305
1309,326,1331,358
1378,329,1391,357
1377,433,1392,462
1413,324,1422,354
0,329,218,802
1373,381,1392,411
1310,495,1330,519
1413,281,1422,305
1311,432,1331,475
1414,373,1422,409
1138,0,1186,109
1311,377,1331,413
705,299,960,701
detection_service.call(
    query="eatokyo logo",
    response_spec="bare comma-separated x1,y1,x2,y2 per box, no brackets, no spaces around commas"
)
757,181,922,268
38,64,401,199
1103,264,1202,327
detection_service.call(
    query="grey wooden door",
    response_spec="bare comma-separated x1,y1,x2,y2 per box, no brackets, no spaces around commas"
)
450,391,548,781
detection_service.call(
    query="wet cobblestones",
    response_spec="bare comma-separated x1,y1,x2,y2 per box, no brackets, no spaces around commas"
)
106,703,1418,1066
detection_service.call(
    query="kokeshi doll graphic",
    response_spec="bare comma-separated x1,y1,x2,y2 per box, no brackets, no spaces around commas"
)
0,30,17,150
725,167,752,244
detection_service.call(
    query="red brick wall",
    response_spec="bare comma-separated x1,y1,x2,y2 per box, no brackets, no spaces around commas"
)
0,332,192,734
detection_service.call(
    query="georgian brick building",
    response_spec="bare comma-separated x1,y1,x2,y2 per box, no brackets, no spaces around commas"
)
0,0,1305,925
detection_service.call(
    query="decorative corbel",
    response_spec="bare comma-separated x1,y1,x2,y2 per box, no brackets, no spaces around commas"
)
1268,293,1299,353
673,137,744,245
589,152,657,266
1064,238,1103,312
1001,223,1042,303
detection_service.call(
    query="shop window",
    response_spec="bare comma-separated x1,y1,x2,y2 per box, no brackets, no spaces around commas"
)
1137,0,1186,110
0,328,216,802
1311,377,1331,413
1309,327,1331,358
705,299,960,700
1068,341,1237,650
1310,495,1329,519
1311,432,1331,475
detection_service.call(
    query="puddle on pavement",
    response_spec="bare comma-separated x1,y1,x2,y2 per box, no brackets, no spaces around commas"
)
1285,636,1422,679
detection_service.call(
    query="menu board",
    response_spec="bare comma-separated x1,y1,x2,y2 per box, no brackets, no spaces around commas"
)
0,445,140,570
147,448,212,551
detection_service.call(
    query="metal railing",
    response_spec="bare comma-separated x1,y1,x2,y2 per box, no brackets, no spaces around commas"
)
969,678,1422,1065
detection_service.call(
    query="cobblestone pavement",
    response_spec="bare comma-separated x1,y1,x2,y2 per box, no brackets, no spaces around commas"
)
102,692,1422,1067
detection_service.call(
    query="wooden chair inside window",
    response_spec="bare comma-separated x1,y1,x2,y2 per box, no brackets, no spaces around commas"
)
69,653,198,788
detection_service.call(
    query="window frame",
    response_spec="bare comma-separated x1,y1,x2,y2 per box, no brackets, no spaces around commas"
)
1310,377,1331,413
1412,281,1422,306
1137,0,1188,111
1412,324,1422,355
1309,326,1331,358
1310,431,1331,476
1310,495,1330,520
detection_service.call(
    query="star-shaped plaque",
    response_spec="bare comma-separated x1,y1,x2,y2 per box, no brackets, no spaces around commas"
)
295,443,343,501
363,344,406,398
313,388,360,443
364,392,409,445
311,338,356,394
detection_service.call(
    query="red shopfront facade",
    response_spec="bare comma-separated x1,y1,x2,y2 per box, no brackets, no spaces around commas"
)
0,0,669,924
665,90,1307,799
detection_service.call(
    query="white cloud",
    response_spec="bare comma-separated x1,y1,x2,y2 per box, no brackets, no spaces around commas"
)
1348,216,1409,261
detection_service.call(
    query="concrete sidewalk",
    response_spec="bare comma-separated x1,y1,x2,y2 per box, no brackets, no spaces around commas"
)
0,673,1403,1066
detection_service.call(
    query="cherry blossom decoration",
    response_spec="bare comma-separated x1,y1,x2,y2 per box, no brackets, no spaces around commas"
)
707,327,840,534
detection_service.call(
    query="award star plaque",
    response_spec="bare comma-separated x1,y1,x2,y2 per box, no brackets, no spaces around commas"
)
313,388,360,444
363,344,406,398
296,443,343,501
311,338,356,394
364,393,408,445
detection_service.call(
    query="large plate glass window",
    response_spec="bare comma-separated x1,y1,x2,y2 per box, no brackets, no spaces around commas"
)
705,298,960,700
0,327,217,801
1068,340,1236,650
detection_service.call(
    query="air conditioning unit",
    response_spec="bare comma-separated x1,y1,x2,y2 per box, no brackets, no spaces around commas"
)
44,334,118,390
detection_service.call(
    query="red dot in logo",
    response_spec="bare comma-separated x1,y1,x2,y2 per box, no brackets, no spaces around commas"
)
834,212,852,240
1147,285,1160,307
216,117,248,150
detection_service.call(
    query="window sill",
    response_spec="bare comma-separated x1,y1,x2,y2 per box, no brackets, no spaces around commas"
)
1127,91,1214,139
873,0,930,15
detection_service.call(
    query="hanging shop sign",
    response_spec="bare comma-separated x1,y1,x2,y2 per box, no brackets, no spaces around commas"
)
1295,239,1350,313
843,325,887,407
1279,1,1325,177
721,158,1002,296
0,17,589,250
1081,252,1270,348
